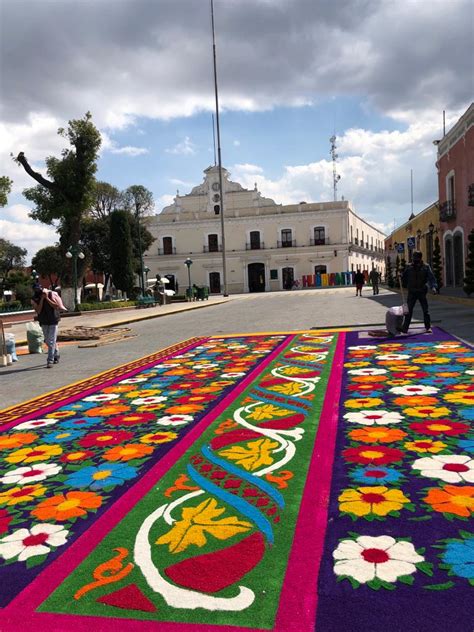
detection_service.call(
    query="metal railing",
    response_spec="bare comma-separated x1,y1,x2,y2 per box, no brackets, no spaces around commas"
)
277,240,296,248
439,200,456,221
309,237,330,246
245,242,265,250
203,244,222,253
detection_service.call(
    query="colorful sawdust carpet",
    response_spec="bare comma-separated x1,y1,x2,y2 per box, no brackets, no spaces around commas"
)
0,329,472,631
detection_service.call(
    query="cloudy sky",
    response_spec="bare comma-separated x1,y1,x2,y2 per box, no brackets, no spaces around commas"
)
1,0,472,261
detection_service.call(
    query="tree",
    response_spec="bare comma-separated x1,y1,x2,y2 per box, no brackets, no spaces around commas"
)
0,238,27,291
400,257,407,276
0,176,13,207
31,246,65,289
386,256,394,288
432,236,443,293
122,185,154,217
3,270,31,307
88,181,122,220
110,210,135,297
463,228,474,296
129,212,155,273
14,112,101,265
81,217,113,296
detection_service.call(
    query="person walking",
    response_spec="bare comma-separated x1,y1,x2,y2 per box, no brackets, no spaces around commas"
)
369,267,380,295
401,251,437,334
31,286,60,368
354,270,365,297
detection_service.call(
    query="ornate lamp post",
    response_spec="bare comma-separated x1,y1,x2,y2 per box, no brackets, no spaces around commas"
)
65,245,85,312
136,209,145,297
31,269,39,283
428,222,435,267
184,258,193,300
144,266,150,290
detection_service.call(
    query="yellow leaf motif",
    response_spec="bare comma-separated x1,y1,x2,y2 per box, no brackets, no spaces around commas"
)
247,404,290,421
156,498,252,554
281,367,309,375
269,382,304,396
218,438,279,471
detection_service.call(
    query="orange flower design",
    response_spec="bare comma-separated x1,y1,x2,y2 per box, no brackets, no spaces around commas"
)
0,433,38,450
140,431,178,445
352,375,388,384
165,404,204,415
393,396,439,407
103,443,154,461
190,386,222,395
85,404,130,416
0,484,46,506
423,485,474,518
102,385,135,394
345,397,384,409
403,406,451,418
404,439,447,453
348,427,407,444
31,491,103,521
164,368,194,376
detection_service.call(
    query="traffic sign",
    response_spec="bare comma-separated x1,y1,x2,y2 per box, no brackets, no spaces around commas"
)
407,236,416,249
396,243,405,253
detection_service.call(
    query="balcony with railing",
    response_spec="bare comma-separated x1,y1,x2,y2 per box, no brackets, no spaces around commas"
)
245,241,265,250
277,240,296,248
469,184,474,207
439,200,456,222
203,245,222,253
309,237,331,246
158,246,176,255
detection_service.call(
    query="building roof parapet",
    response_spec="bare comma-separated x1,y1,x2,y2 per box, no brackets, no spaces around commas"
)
437,102,474,158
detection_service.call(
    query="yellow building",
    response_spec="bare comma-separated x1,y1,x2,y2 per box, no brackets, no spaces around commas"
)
385,202,440,267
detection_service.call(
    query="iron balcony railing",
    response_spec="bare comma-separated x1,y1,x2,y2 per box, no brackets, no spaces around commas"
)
439,201,456,222
203,245,222,253
469,184,474,207
277,240,296,248
309,237,330,246
158,247,176,255
245,242,265,250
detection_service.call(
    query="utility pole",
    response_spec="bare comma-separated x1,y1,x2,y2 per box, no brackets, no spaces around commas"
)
330,135,341,202
210,0,228,296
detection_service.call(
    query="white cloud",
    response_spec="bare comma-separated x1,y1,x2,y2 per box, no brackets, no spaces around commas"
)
233,140,241,146
0,204,58,262
109,145,149,156
165,136,196,156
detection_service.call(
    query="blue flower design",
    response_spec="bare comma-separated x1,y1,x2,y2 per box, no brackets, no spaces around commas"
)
61,401,99,412
458,439,474,453
423,364,464,373
419,377,458,386
458,407,474,421
349,466,403,485
65,463,138,490
42,429,85,443
348,391,384,398
442,538,474,579
59,417,103,430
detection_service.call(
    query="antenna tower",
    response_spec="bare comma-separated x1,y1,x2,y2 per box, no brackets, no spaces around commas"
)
329,135,341,202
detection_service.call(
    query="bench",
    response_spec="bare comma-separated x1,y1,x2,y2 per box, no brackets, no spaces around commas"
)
136,297,158,308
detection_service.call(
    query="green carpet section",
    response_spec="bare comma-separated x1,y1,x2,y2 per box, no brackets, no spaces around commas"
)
39,333,337,628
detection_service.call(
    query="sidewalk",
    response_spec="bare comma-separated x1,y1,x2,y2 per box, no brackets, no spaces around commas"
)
383,284,474,307
4,296,232,346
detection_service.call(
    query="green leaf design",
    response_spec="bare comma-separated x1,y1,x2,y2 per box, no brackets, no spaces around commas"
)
424,582,455,591
417,562,434,577
398,574,414,585
25,553,49,569
409,515,432,522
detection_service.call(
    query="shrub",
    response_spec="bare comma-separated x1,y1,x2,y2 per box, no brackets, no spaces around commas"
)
76,300,137,311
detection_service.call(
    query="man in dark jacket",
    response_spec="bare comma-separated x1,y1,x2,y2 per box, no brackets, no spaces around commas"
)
354,270,365,297
401,251,437,333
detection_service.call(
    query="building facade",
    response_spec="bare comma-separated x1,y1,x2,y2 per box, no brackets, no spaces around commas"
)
436,102,474,287
144,166,385,294
385,202,440,268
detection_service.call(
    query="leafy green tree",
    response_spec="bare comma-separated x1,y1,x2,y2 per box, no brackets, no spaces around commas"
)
31,246,65,289
122,185,154,217
0,176,13,207
386,256,394,288
110,210,135,297
89,181,122,220
432,235,443,293
14,112,101,278
3,270,31,307
0,238,27,291
81,216,112,296
400,257,407,276
463,228,474,296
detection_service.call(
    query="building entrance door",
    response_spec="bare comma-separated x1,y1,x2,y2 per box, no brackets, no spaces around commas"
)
209,272,221,293
445,238,453,286
248,263,265,292
453,233,464,286
282,267,294,290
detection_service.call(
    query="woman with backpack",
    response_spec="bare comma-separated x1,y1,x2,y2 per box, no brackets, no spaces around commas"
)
31,285,61,368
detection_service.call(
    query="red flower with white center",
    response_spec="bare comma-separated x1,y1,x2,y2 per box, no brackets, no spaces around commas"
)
14,418,58,431
83,393,120,403
0,462,62,485
78,430,134,448
343,446,405,465
105,412,156,427
0,524,69,561
0,509,12,534
130,396,167,406
412,455,474,483
389,385,439,396
409,420,470,436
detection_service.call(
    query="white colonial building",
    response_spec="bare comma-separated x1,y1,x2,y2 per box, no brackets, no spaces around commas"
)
144,166,385,294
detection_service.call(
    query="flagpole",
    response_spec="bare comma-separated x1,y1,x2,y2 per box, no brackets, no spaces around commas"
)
210,0,228,296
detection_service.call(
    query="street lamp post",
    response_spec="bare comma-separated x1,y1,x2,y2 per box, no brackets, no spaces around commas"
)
144,266,150,291
428,222,435,267
31,269,39,283
136,209,145,297
66,245,85,312
184,258,193,301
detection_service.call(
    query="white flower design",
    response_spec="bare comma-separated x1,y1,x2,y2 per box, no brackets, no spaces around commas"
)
221,372,246,378
0,524,69,562
14,418,58,430
389,385,439,396
375,354,411,361
412,455,474,483
434,343,461,350
465,370,474,376
119,377,148,384
343,410,404,425
348,345,377,351
83,393,119,402
192,363,218,370
1,463,62,486
156,414,194,427
333,535,424,584
131,396,167,405
348,368,387,376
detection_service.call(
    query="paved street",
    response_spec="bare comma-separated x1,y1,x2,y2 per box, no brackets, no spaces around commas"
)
1,286,472,411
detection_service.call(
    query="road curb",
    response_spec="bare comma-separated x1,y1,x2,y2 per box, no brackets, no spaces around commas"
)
387,287,474,307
